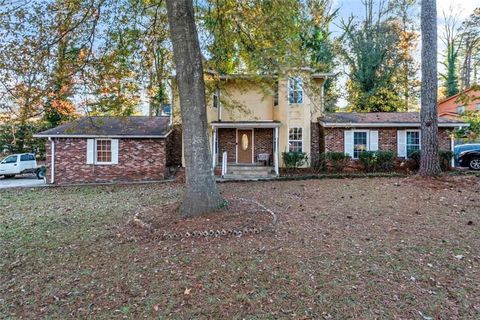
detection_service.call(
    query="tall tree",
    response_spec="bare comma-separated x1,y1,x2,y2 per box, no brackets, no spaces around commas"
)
166,0,224,217
419,0,441,176
440,9,462,97
458,8,480,90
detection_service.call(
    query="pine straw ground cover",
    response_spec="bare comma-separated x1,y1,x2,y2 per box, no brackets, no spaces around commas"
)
0,176,479,319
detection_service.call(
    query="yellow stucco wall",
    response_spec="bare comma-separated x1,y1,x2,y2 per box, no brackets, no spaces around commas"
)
172,74,326,167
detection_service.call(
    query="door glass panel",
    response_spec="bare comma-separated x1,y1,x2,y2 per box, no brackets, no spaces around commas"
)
241,134,249,151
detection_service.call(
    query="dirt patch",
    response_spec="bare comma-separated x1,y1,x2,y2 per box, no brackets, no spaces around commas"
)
120,197,276,241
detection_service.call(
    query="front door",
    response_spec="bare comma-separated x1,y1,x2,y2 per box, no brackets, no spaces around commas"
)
238,130,253,163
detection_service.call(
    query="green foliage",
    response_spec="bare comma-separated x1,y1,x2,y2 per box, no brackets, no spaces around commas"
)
358,150,396,172
324,152,351,172
442,42,460,98
454,111,480,141
0,120,48,158
282,152,308,170
439,150,454,171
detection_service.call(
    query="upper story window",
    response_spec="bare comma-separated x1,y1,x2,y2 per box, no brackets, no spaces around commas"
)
288,127,303,152
96,139,112,164
476,104,480,111
288,77,303,104
456,105,465,114
213,92,219,108
273,80,279,106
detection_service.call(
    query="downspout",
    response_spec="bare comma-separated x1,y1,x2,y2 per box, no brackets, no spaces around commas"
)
48,137,55,184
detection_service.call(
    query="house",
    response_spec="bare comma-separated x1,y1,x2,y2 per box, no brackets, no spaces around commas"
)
319,112,465,158
34,116,177,185
172,69,332,177
438,88,480,118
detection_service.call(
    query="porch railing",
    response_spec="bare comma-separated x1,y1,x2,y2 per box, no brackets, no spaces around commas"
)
221,152,228,177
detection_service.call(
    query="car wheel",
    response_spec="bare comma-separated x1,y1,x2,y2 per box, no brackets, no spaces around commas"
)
469,157,480,170
36,168,46,180
4,174,15,179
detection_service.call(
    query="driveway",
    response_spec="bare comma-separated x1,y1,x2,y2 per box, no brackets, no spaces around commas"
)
0,176,46,189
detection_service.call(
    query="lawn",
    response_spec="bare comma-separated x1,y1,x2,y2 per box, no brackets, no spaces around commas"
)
1,176,479,319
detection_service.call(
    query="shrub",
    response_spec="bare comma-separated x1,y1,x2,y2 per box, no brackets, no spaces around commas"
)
325,152,351,172
409,150,421,169
310,153,328,173
439,150,454,171
282,151,308,170
358,150,396,172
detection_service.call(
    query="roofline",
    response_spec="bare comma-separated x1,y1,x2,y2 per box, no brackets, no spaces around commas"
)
438,88,474,104
211,121,281,128
319,121,467,128
33,130,172,139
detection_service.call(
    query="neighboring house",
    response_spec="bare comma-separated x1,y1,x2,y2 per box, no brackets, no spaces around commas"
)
34,116,176,185
172,69,332,176
319,112,465,158
438,88,480,118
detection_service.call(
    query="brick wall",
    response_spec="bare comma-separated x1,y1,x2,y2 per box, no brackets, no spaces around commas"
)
218,128,237,163
321,127,453,154
46,138,166,185
166,124,182,166
253,128,274,164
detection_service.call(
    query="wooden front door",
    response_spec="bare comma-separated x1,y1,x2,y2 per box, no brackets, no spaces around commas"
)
237,130,253,163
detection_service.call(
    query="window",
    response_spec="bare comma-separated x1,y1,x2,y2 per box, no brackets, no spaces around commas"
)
96,139,112,163
457,105,465,114
476,104,480,111
273,80,279,106
213,92,219,108
2,155,17,164
20,154,35,161
353,132,368,159
288,77,303,104
406,131,420,157
162,104,172,116
288,128,303,152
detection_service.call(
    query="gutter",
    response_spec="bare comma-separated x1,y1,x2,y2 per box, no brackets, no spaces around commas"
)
48,137,55,184
33,134,171,139
319,122,468,128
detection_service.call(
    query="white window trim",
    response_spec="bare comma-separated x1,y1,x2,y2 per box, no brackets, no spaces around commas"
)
95,139,114,165
288,127,304,153
288,77,303,105
405,129,421,158
352,130,370,159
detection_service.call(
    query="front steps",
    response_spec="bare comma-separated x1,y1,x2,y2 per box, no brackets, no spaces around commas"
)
218,165,276,180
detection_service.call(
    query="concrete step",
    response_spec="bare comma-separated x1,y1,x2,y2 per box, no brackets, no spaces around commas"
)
221,174,276,181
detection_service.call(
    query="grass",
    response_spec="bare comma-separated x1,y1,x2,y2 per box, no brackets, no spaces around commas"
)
1,176,479,319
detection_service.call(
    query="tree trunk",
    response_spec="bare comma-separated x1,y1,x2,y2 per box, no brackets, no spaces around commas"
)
165,0,224,217
419,0,441,176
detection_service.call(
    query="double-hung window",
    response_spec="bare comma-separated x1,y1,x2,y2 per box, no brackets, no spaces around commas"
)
288,128,303,152
476,103,480,111
353,131,368,159
288,77,303,104
457,105,465,114
96,139,112,164
406,131,420,157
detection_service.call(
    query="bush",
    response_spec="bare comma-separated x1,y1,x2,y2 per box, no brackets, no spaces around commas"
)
439,150,454,171
408,149,454,172
358,150,396,172
325,152,351,172
310,153,328,173
282,152,308,170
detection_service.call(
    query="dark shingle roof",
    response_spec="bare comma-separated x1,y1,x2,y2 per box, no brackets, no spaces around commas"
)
35,116,171,138
319,112,466,127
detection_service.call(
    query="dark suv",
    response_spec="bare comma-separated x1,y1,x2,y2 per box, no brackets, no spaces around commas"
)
455,144,480,170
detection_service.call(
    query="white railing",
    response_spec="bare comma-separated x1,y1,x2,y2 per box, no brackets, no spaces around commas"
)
221,151,228,177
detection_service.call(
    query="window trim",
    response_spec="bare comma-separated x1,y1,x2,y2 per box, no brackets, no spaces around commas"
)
352,130,369,159
288,127,303,153
213,92,219,108
95,139,113,165
405,130,421,158
288,77,303,105
456,105,466,114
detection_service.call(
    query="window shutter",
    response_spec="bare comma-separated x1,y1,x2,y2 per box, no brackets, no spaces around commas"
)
369,130,379,151
86,139,95,164
397,130,406,158
344,130,354,157
111,139,119,164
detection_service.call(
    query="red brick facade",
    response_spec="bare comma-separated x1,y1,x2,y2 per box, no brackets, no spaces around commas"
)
217,128,274,164
46,138,166,185
322,127,453,154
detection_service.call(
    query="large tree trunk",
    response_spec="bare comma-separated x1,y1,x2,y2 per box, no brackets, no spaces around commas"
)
419,0,441,176
166,0,224,217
